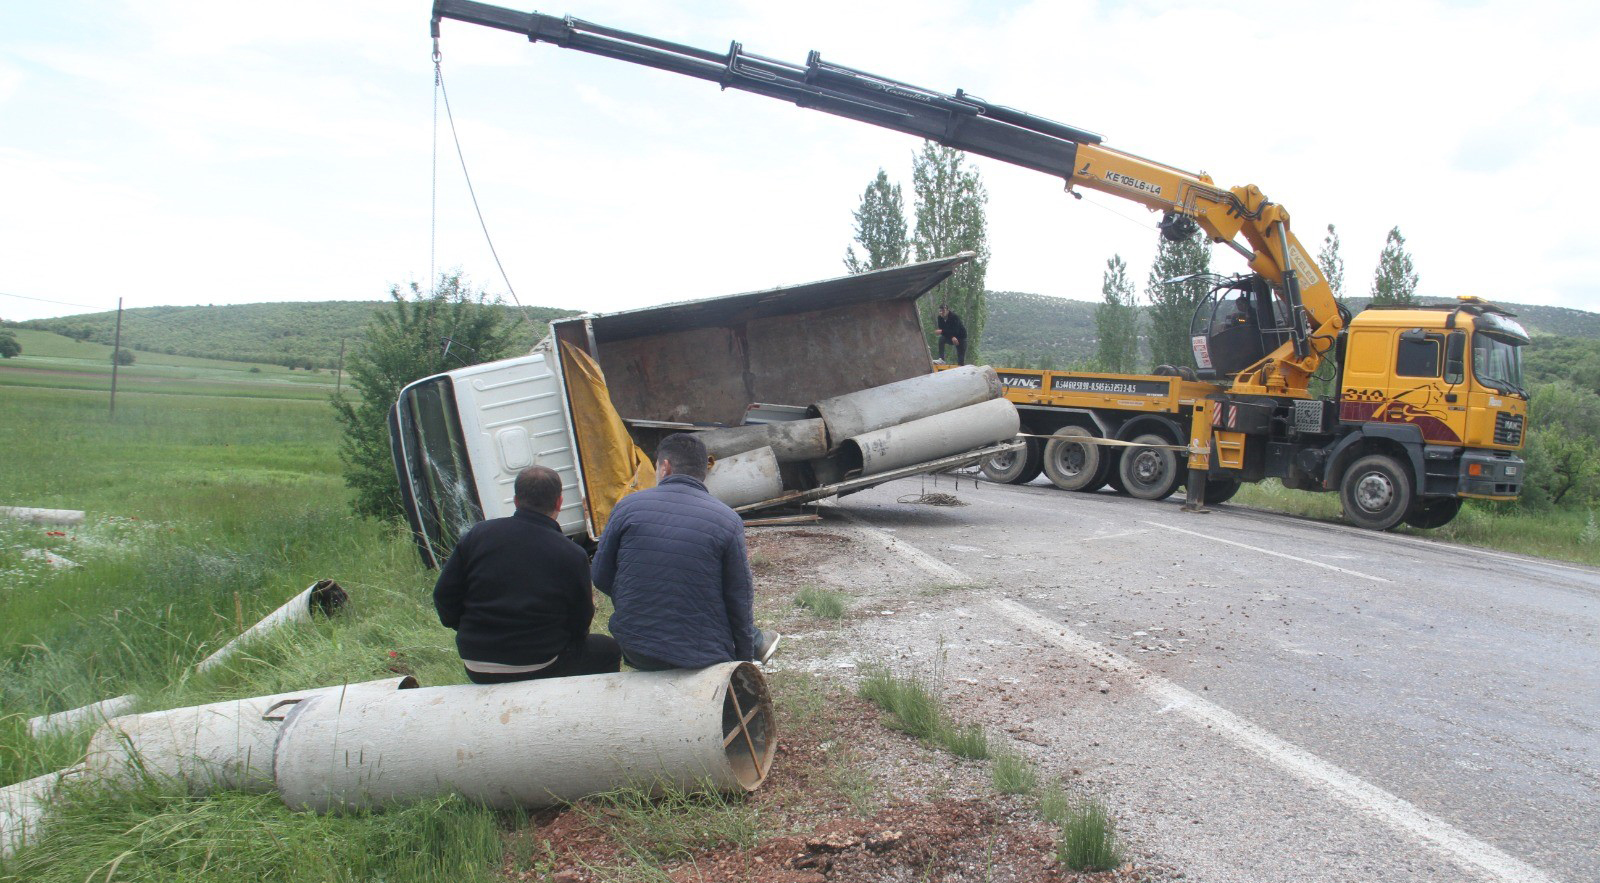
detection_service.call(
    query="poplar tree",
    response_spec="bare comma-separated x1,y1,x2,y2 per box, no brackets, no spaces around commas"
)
1145,227,1211,370
1318,223,1346,301
844,169,909,274
912,143,990,362
1095,254,1139,373
1371,226,1420,305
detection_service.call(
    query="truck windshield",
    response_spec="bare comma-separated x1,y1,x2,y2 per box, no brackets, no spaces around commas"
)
1472,333,1526,397
390,377,484,565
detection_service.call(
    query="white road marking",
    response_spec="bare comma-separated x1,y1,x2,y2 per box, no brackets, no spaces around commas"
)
1141,520,1393,583
841,515,1555,883
992,598,1558,883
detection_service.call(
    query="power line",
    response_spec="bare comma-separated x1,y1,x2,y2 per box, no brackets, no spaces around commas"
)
0,291,110,311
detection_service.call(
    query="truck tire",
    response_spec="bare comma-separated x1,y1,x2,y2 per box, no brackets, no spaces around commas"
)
1339,453,1413,531
1404,497,1462,529
1043,427,1105,491
1203,476,1241,504
980,438,1043,484
1120,434,1183,500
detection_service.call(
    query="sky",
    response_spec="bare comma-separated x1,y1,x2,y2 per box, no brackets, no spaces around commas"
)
2,0,1598,324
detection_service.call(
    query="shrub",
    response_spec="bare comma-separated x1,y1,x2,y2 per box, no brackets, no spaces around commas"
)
111,348,135,366
0,331,20,359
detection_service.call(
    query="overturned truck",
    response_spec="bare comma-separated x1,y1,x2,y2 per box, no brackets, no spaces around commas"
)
390,255,1021,566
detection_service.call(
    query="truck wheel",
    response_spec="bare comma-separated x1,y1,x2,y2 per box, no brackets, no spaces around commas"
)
1043,427,1105,491
980,437,1043,484
1404,497,1462,529
1120,434,1183,500
1105,453,1128,494
1339,454,1413,531
1203,476,1241,504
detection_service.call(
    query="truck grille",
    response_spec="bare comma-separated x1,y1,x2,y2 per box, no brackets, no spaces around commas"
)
1494,412,1524,446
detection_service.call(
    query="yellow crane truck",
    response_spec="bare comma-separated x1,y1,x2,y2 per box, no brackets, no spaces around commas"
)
431,0,1530,530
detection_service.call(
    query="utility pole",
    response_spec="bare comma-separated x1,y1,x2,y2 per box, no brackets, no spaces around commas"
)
335,337,346,395
109,297,123,418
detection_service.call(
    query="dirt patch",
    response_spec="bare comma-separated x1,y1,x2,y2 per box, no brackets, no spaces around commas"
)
497,528,1181,883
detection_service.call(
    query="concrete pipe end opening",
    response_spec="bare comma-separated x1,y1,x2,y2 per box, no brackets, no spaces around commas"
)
307,579,349,618
720,662,776,791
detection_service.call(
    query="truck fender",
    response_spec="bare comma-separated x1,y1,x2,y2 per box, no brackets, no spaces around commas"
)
1323,424,1426,491
1117,414,1185,447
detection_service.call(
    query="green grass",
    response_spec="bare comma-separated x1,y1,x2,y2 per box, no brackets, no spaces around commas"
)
578,784,763,865
794,585,848,620
1229,480,1600,566
1056,797,1124,872
857,664,989,760
991,748,1038,795
0,786,505,883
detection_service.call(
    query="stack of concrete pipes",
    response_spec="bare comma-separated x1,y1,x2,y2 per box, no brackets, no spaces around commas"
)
703,365,1019,507
1,663,773,857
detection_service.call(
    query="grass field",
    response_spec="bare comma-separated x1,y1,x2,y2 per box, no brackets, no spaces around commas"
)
0,371,499,881
0,329,338,400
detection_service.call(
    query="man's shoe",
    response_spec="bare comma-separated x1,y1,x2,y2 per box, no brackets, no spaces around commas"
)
757,631,782,665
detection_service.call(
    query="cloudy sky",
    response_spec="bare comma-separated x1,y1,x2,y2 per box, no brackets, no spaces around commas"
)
2,0,1597,323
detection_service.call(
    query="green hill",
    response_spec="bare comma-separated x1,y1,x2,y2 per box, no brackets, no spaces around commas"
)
20,301,578,370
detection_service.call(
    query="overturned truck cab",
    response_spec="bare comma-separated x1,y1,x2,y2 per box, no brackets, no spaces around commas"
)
389,254,1021,567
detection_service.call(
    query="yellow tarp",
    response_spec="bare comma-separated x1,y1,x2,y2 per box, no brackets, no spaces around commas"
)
560,341,655,536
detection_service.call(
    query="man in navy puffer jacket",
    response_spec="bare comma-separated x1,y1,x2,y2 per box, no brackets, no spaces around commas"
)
592,433,779,670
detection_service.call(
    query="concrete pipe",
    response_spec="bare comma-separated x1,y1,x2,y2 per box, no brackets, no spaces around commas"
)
839,397,1020,478
809,365,1001,448
26,694,137,738
84,677,418,794
195,579,349,673
0,764,86,859
274,662,775,813
699,419,828,463
0,507,86,526
704,446,783,508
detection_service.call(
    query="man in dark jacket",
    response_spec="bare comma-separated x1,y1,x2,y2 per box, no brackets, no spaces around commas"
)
434,465,621,683
592,433,779,670
936,304,968,365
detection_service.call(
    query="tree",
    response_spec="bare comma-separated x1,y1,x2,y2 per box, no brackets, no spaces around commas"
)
331,271,517,519
1094,254,1139,373
1144,227,1211,370
111,348,135,366
1371,226,1419,305
1318,223,1346,302
912,143,990,361
844,169,909,274
0,330,19,359
1522,381,1600,508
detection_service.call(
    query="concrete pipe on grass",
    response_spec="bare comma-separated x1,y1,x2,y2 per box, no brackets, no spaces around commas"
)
0,765,86,858
809,365,1001,449
275,662,775,812
838,397,1020,478
195,578,349,673
84,677,418,793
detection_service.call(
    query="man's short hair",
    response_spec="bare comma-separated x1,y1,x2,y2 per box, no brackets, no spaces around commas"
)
656,433,709,480
514,465,563,514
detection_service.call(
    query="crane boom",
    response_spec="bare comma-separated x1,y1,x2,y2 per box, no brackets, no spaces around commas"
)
431,0,1343,395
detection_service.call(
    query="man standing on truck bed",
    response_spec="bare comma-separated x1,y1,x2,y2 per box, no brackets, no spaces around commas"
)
592,433,779,670
937,304,968,365
433,465,622,683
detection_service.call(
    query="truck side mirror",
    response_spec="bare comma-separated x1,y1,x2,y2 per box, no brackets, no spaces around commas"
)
1445,332,1466,384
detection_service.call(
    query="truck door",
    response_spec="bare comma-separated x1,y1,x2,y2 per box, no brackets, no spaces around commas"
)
1341,328,1467,444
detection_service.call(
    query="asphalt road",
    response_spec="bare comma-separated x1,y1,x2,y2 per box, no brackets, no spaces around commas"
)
826,475,1599,883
